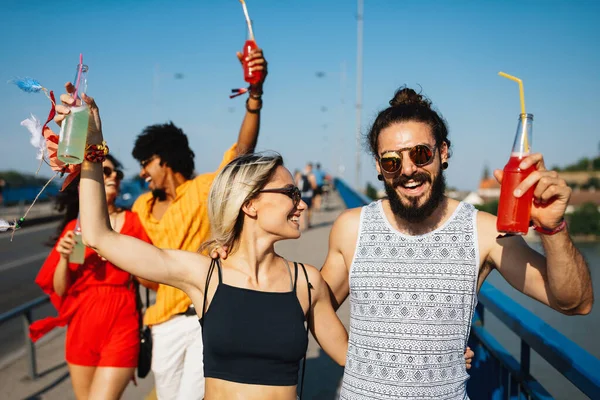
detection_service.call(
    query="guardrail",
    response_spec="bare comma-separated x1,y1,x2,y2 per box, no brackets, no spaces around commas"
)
333,177,600,399
0,296,51,380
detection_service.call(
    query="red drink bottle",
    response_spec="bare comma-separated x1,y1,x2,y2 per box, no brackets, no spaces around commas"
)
242,21,262,85
496,113,535,235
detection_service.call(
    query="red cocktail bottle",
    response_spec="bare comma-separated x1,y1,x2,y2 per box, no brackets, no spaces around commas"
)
497,113,535,235
242,22,262,85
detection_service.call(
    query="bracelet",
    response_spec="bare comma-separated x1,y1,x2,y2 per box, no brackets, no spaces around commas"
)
84,141,109,163
532,219,567,235
246,97,262,114
249,91,263,100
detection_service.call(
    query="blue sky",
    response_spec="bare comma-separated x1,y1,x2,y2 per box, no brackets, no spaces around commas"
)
1,0,598,191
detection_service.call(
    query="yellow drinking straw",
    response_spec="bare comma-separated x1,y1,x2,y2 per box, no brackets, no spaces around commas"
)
498,71,529,152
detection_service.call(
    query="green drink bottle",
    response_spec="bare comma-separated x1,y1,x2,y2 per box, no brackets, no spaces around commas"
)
58,57,89,165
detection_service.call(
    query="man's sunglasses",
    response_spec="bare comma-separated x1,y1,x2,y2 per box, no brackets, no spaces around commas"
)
103,166,124,181
140,155,159,169
378,144,436,174
258,186,302,208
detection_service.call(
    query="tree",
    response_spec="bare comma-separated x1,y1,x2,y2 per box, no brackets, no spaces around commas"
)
568,202,600,235
365,182,379,200
0,170,56,187
475,200,499,216
582,177,600,190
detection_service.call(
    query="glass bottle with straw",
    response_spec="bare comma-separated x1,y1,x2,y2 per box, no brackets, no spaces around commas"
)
496,72,536,235
70,215,86,264
58,54,89,165
239,0,263,85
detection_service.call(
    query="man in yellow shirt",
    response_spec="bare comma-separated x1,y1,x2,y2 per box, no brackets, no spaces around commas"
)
131,49,267,400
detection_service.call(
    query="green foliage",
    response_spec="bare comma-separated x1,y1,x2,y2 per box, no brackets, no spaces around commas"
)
475,200,499,216
568,202,600,235
559,156,600,172
581,177,600,190
365,182,379,200
0,170,54,187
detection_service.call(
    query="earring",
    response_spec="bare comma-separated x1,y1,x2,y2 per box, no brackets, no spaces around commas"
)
377,174,383,181
442,161,448,170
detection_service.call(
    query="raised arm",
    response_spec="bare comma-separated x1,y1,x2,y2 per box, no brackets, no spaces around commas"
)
235,48,268,155
320,208,361,310
305,265,348,366
54,86,207,296
482,153,593,315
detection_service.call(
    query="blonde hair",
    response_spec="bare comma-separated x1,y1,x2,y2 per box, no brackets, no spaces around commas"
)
200,152,283,255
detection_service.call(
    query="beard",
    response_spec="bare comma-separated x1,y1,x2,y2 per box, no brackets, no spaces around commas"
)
152,189,167,201
384,169,446,223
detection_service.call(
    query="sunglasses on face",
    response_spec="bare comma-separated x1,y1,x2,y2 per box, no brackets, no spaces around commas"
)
378,144,436,174
258,186,302,208
140,155,159,169
103,166,124,181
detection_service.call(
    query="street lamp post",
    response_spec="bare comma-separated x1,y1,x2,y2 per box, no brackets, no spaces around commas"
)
355,0,364,191
315,61,349,181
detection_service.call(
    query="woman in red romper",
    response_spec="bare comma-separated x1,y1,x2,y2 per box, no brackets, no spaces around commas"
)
30,155,152,400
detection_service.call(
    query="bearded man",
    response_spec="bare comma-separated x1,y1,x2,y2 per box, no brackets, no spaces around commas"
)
321,86,593,400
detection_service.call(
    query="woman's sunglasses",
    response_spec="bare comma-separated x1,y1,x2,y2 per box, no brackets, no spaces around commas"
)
378,144,436,174
258,186,302,208
103,166,124,181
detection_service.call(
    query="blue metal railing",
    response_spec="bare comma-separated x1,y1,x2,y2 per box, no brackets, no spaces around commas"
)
333,177,600,399
0,296,51,380
333,178,372,208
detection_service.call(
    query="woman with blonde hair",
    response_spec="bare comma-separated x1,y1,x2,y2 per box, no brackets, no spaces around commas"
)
62,87,348,399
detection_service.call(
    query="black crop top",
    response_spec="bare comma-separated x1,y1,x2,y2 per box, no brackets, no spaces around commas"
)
200,259,310,386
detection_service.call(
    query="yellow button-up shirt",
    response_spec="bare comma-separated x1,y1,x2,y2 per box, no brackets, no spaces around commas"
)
133,144,238,326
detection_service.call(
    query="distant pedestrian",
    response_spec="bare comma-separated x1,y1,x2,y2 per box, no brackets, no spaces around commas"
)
295,167,316,230
312,163,326,211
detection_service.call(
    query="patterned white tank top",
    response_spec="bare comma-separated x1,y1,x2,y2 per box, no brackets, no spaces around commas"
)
340,200,479,400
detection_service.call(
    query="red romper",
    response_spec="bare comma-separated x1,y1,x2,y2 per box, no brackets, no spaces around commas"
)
29,211,152,367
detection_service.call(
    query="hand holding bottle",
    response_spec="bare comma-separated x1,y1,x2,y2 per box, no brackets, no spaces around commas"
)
56,231,76,259
236,47,268,89
494,153,571,232
55,82,103,146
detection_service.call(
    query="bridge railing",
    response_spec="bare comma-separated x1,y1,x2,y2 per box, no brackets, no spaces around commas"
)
0,296,51,380
333,177,600,400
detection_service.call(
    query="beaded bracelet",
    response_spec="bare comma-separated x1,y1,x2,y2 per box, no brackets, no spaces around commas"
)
246,98,262,114
533,219,567,235
85,141,109,163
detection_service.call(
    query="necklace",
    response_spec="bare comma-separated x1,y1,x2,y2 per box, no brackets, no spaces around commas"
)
108,208,122,231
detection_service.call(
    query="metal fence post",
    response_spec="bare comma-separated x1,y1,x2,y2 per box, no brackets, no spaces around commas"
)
520,340,530,377
22,309,37,380
476,302,485,326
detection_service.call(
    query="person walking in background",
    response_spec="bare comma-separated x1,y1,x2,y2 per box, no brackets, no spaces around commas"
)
321,86,593,399
129,48,267,399
294,168,315,231
312,162,326,211
29,154,152,400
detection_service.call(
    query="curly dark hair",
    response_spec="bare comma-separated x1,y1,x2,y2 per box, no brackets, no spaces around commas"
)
47,154,124,246
131,122,195,179
366,86,451,159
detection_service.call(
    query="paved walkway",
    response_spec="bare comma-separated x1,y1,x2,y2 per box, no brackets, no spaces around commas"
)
0,192,349,400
